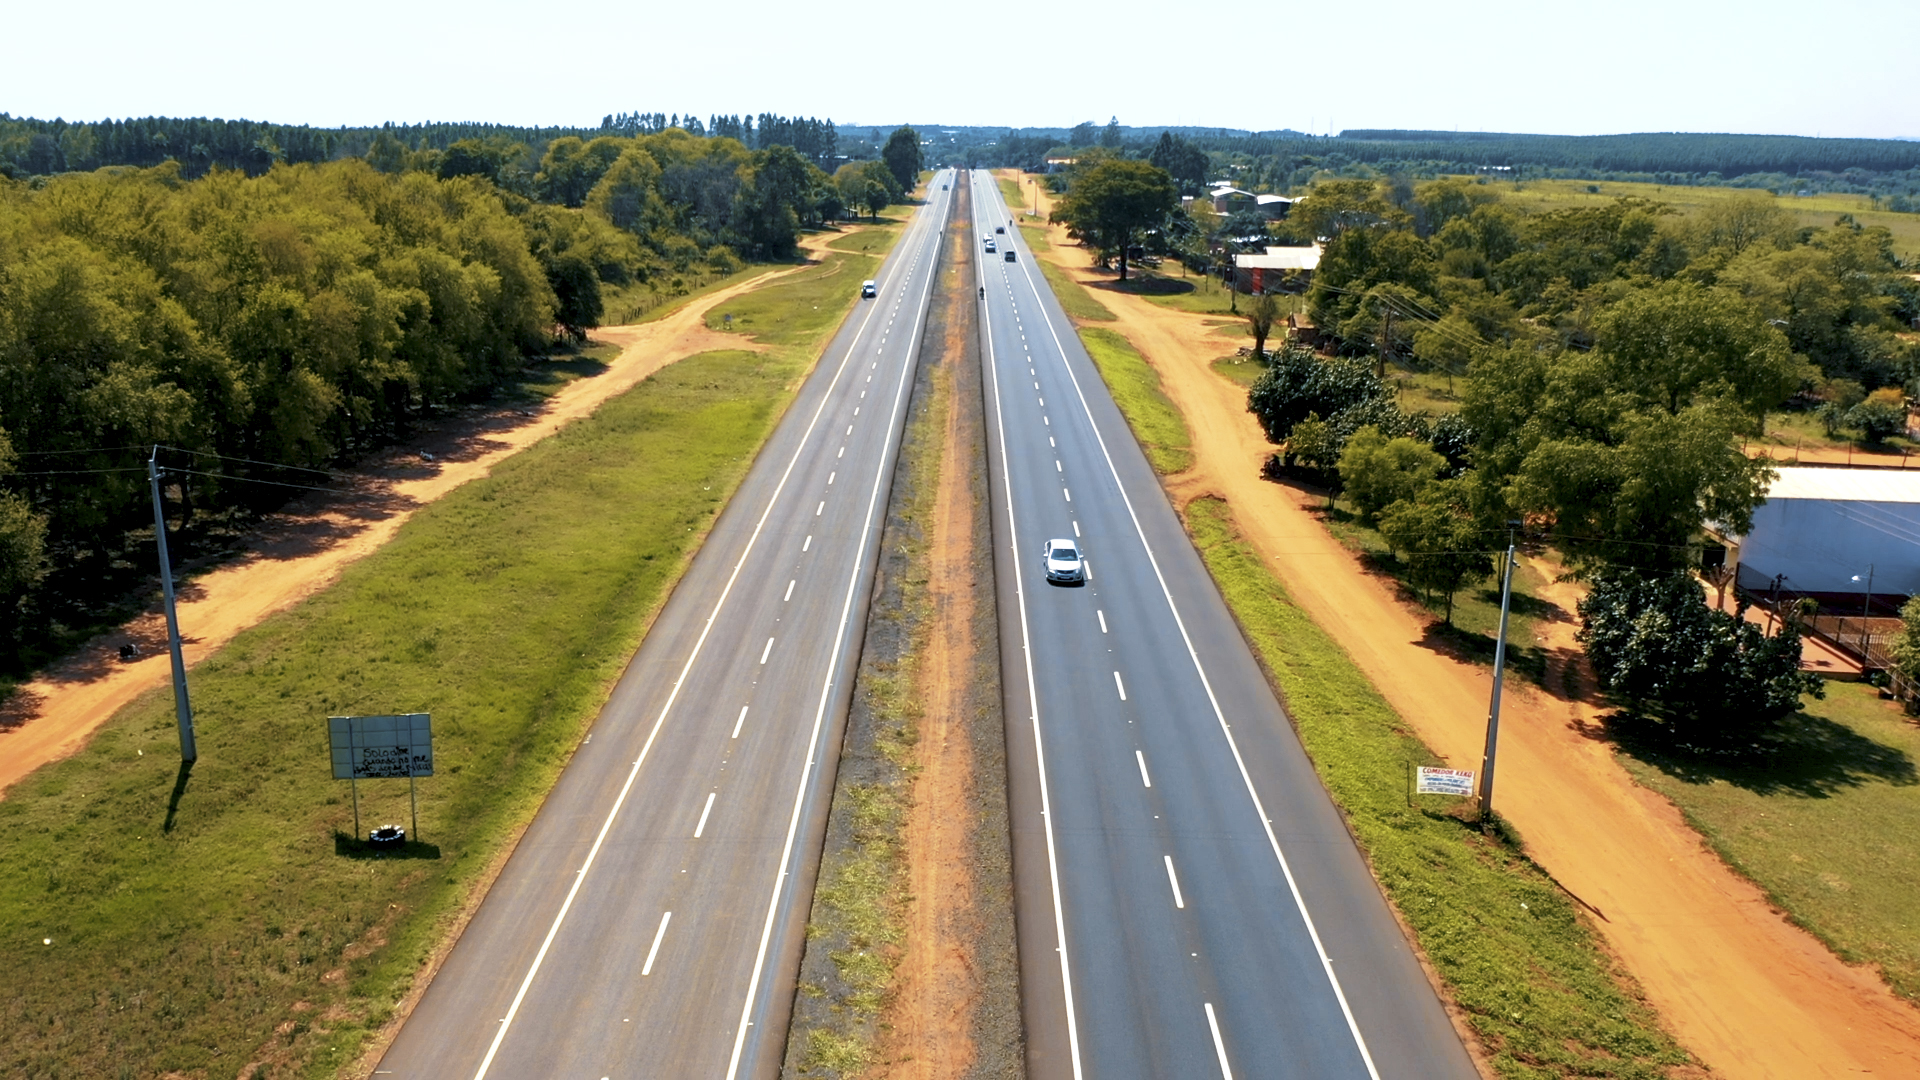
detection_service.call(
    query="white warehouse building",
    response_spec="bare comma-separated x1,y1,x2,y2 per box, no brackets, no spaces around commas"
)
1731,467,1920,597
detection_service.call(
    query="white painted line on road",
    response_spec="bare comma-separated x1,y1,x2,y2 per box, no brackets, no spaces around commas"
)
1013,227,1383,1080
854,407,860,415
828,472,836,485
1055,460,1062,472
760,637,774,664
726,171,955,1080
847,425,854,435
694,792,716,838
1115,671,1126,700
733,706,748,739
1063,488,1071,502
1048,436,1054,446
1083,558,1091,580
1097,609,1107,633
837,446,844,458
1164,856,1185,908
861,390,866,399
784,580,796,602
1033,381,1040,390
641,911,671,975
1205,1003,1234,1079
1038,397,1045,406
463,175,930,1080
1136,750,1151,788
816,501,825,516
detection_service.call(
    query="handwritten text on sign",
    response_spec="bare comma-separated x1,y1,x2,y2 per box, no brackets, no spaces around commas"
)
1415,766,1476,797
329,714,434,779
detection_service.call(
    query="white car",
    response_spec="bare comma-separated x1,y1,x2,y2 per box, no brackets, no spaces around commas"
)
984,239,996,253
1042,539,1084,584
860,280,877,298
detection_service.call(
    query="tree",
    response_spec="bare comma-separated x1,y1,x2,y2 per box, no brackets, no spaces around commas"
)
585,148,666,234
881,127,923,196
1591,280,1806,428
1378,485,1493,624
1245,293,1281,360
1888,596,1920,689
1069,121,1098,147
1101,117,1123,149
365,130,406,174
1577,570,1822,742
1050,159,1177,281
1148,132,1209,195
1247,347,1389,442
1337,425,1447,522
1845,388,1907,442
546,252,602,340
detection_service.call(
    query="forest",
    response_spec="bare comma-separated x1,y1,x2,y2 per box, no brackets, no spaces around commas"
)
0,121,925,681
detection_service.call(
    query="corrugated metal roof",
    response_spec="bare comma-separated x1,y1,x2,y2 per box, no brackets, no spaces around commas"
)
1765,465,1920,503
1235,245,1321,271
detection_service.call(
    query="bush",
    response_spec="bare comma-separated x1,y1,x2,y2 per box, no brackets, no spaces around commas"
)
1337,425,1446,522
1246,347,1387,442
1846,392,1908,443
1577,570,1822,743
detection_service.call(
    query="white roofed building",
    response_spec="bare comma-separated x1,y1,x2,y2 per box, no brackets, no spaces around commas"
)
1726,466,1920,598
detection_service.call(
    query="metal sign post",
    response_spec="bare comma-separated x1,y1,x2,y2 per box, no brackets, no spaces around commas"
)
148,447,196,762
328,714,433,842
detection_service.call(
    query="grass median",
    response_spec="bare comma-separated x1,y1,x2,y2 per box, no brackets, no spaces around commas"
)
0,238,897,1078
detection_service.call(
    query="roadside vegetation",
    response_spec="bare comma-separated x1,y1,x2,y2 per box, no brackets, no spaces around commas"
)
0,231,896,1077
1077,328,1192,474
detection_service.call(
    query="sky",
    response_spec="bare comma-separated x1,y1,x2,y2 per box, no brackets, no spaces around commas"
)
7,0,1917,140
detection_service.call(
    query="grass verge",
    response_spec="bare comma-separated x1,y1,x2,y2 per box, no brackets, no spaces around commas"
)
1076,328,1193,475
1035,257,1115,322
600,263,779,325
1613,680,1920,1002
1183,496,1694,1078
0,237,899,1079
707,231,897,346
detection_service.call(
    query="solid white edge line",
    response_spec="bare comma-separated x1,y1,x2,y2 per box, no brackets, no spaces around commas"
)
1164,855,1185,909
976,173,1086,1080
1004,180,1382,1079
722,170,954,1080
1205,1002,1235,1080
641,911,671,976
1136,750,1151,788
694,792,716,838
468,169,940,1080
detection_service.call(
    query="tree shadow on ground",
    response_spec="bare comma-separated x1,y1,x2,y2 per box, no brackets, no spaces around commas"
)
1607,709,1918,798
332,832,443,860
1414,620,1548,686
1088,275,1195,297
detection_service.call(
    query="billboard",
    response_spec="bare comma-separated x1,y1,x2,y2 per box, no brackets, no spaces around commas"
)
328,714,433,780
1415,766,1475,797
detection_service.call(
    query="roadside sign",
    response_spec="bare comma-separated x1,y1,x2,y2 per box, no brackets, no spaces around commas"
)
1416,766,1476,797
329,713,433,779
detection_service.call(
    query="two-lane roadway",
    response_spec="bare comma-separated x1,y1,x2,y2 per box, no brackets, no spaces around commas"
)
968,170,1477,1080
377,169,959,1080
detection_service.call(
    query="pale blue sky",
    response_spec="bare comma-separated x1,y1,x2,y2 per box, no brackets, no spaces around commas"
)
6,0,1915,139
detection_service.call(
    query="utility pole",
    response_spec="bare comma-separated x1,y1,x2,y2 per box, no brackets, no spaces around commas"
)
1478,534,1518,831
148,446,197,762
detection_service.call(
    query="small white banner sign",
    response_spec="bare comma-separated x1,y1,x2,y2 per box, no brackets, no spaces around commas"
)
1416,766,1476,797
329,714,433,780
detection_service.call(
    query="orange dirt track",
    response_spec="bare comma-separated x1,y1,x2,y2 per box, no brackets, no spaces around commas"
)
0,249,833,799
1009,172,1920,1080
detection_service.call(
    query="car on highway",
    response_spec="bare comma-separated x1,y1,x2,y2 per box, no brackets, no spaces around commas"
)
860,280,876,298
1005,249,1017,262
995,225,1005,234
985,239,996,253
1042,539,1084,584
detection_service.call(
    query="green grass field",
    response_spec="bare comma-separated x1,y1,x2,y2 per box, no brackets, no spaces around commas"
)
1614,680,1920,1003
1480,176,1920,258
0,237,901,1078
1034,257,1115,322
1183,497,1692,1078
600,264,779,326
1075,327,1193,475
706,230,896,347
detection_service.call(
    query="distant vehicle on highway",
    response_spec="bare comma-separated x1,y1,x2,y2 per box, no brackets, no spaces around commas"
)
1005,250,1017,262
1042,539,1085,584
861,280,876,298
985,239,997,253
995,225,1005,234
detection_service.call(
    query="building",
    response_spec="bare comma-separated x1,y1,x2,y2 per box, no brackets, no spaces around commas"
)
1210,186,1258,213
1726,466,1920,599
1255,193,1295,220
1232,244,1322,294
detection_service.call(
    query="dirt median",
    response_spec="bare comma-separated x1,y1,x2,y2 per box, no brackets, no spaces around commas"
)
1007,172,1920,1080
0,245,842,798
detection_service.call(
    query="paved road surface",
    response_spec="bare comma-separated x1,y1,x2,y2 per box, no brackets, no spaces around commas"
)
967,171,1478,1080
376,171,959,1080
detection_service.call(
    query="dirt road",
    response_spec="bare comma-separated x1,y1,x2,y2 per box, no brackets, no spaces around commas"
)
1009,174,1920,1079
0,252,829,798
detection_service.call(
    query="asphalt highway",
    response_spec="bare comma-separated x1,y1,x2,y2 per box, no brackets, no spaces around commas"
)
967,171,1478,1080
376,170,959,1080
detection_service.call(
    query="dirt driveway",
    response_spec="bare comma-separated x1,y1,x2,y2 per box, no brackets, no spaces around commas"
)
0,246,840,798
1009,173,1920,1079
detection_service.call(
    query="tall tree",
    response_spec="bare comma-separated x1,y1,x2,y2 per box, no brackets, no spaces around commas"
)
1049,159,1177,281
881,127,923,195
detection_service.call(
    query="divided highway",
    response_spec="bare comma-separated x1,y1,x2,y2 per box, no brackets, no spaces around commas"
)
377,170,959,1079
968,171,1478,1079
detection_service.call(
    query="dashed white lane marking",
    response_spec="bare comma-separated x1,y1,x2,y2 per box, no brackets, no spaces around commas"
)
641,911,671,976
816,501,825,516
1038,397,1045,407
1072,520,1081,538
1064,488,1071,503
1055,460,1062,472
1205,1003,1234,1079
1136,751,1151,788
803,535,811,552
1114,671,1126,700
854,407,860,416
1164,856,1185,909
694,792,716,838
837,446,844,458
760,637,775,664
828,472,836,485
1083,559,1092,581
1097,609,1107,633
1043,416,1049,425
732,706,748,739
846,424,854,435
784,580,795,602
